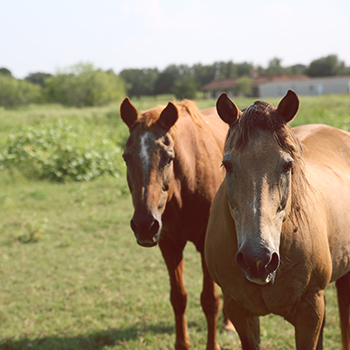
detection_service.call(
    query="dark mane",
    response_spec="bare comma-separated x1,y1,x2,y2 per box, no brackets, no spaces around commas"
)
138,100,204,129
227,101,310,226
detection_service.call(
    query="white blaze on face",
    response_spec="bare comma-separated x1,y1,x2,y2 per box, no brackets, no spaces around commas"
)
250,194,258,217
140,131,156,176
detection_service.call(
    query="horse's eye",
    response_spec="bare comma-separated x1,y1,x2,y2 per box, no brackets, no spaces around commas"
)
282,160,294,174
166,152,175,165
222,160,234,174
168,154,174,164
161,150,174,167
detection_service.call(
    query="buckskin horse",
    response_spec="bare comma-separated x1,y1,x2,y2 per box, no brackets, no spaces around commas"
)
120,98,229,350
205,90,350,349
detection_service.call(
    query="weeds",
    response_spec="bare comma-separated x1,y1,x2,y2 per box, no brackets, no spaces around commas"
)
16,214,48,243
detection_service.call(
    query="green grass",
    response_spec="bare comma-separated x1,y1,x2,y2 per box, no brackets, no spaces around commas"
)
0,94,349,349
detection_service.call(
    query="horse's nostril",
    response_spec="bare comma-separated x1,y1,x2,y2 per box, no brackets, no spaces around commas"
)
130,214,161,241
266,252,280,273
235,249,279,274
235,251,247,270
150,220,160,238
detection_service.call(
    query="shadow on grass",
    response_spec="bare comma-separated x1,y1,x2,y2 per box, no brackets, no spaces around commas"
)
0,322,177,350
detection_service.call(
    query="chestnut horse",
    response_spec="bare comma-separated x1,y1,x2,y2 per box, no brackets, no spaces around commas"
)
120,98,229,350
205,90,350,349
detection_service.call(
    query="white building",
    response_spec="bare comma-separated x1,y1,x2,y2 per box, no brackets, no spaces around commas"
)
259,76,350,98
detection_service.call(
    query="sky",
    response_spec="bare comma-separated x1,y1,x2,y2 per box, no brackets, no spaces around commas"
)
1,0,350,79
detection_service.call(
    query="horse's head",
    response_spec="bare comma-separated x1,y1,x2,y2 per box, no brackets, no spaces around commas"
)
120,98,178,247
217,90,300,285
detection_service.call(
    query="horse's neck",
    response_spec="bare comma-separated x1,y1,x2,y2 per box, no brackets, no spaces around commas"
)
173,118,223,192
174,122,208,177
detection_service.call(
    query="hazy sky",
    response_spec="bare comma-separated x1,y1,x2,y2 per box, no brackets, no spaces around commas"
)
2,0,350,79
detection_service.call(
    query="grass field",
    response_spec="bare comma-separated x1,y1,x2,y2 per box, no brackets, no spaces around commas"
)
0,94,350,349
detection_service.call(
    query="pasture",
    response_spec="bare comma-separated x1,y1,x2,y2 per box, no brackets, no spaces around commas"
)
0,94,350,349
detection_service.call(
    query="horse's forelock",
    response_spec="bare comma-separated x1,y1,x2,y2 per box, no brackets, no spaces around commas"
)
227,101,280,150
139,106,165,129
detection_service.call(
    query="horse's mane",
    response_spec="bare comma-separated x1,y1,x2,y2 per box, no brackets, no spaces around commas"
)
139,100,204,129
227,101,310,226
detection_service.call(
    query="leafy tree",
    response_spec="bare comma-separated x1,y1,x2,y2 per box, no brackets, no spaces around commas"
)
213,61,234,79
0,67,12,76
235,62,254,77
306,54,346,77
172,76,198,100
0,75,41,108
192,63,217,86
45,63,126,107
211,61,228,79
287,64,306,75
264,57,285,76
225,61,238,78
119,68,159,97
177,64,194,77
25,72,52,88
154,64,181,95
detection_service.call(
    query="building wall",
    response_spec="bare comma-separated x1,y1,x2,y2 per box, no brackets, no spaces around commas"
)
259,78,350,98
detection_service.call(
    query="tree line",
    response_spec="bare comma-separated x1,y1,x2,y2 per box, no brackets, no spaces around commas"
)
120,55,350,99
0,55,349,109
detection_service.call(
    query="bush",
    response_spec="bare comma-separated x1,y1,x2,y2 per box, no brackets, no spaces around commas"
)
0,120,125,183
45,63,126,107
0,75,42,108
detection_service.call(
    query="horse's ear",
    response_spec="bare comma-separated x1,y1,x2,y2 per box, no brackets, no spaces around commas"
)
216,93,241,126
276,90,299,124
157,102,179,130
120,97,139,129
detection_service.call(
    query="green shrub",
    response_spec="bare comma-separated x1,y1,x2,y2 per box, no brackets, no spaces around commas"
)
0,75,42,108
0,120,125,182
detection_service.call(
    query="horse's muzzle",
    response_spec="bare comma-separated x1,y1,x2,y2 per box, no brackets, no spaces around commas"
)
130,212,161,248
235,248,280,286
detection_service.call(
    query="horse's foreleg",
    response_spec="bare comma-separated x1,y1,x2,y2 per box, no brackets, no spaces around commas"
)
159,240,189,350
222,308,236,332
224,295,260,350
336,271,350,350
291,289,325,350
316,311,325,350
200,253,221,350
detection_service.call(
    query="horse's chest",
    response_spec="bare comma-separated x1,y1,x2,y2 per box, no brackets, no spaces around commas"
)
261,290,299,317
229,284,300,317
